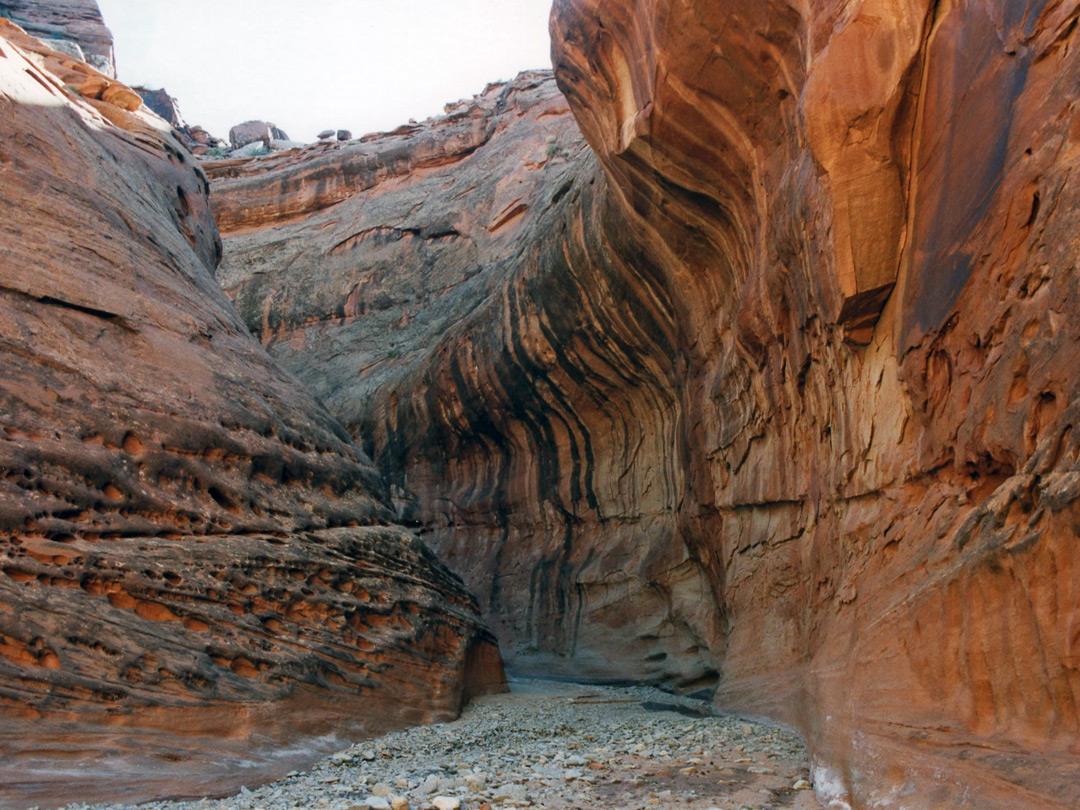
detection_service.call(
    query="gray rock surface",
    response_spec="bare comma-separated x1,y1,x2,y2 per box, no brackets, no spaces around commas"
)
229,119,289,149
0,0,114,75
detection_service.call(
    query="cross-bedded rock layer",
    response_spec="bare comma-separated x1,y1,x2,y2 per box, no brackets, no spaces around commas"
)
0,23,501,809
213,1,1080,807
0,0,112,74
549,1,1080,807
213,73,721,695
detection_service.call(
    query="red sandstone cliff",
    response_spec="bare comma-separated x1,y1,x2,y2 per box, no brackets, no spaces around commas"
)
211,72,722,695
213,1,1080,808
550,0,1080,806
0,22,501,809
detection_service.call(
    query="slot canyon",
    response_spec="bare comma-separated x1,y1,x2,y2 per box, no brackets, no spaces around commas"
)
2,1,1079,808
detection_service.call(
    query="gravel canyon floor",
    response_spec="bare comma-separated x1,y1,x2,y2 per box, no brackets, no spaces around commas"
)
59,680,821,810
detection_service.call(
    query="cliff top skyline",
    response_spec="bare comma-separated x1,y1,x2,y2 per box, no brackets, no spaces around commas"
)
97,0,554,141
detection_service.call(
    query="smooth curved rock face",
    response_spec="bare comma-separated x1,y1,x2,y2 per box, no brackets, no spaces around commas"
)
550,0,1080,807
0,0,113,75
0,26,501,809
214,4,1080,809
213,73,722,695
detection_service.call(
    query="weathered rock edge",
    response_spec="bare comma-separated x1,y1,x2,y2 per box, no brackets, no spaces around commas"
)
0,0,114,75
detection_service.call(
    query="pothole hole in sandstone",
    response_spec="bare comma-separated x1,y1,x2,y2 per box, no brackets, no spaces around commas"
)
122,431,145,454
165,142,185,165
203,486,231,512
551,179,573,205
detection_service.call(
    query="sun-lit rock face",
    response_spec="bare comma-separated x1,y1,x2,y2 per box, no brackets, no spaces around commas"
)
0,24,502,809
213,1,1080,807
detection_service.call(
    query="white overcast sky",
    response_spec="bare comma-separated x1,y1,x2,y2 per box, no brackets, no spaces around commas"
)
95,0,555,142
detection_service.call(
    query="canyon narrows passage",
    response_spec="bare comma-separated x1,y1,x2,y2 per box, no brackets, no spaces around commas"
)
1,0,1080,809
213,1,1080,808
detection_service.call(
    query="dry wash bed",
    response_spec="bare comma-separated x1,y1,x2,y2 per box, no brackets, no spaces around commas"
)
62,679,822,810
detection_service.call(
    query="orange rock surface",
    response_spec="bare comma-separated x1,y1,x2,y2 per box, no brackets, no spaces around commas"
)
548,0,1080,806
0,23,502,809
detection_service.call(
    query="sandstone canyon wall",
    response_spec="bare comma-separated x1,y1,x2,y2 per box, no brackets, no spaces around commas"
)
0,21,501,809
213,0,1080,807
211,72,722,696
0,0,113,74
548,1,1080,807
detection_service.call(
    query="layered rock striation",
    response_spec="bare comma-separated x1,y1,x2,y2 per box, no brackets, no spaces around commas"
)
549,1,1080,807
0,23,501,809
0,0,112,74
213,1,1080,808
213,72,721,694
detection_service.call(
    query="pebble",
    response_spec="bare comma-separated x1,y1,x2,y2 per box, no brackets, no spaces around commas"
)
492,784,527,803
